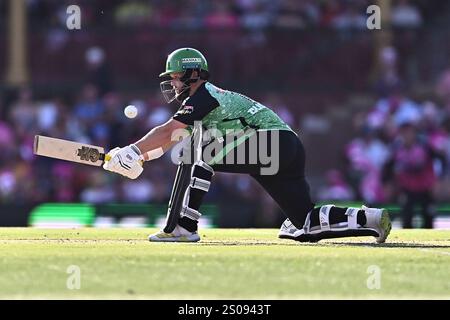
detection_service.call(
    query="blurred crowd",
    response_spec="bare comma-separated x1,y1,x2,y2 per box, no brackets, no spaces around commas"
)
318,46,450,227
1,0,450,228
23,0,425,31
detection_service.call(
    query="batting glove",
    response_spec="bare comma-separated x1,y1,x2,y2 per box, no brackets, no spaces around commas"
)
103,144,144,179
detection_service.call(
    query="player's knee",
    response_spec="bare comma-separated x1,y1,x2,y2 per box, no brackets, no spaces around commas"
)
190,161,214,192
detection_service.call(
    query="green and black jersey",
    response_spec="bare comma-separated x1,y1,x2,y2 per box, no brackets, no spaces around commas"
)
173,82,294,133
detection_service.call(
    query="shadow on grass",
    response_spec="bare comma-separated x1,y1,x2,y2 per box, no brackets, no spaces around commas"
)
324,242,450,249
197,240,450,249
3,239,448,249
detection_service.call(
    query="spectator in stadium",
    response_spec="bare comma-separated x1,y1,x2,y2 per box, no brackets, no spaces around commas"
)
382,122,446,228
317,169,355,201
345,125,389,203
391,0,423,28
85,47,114,96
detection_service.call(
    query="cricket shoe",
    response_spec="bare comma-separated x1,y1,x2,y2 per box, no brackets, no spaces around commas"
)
148,225,200,242
278,219,303,240
361,205,392,243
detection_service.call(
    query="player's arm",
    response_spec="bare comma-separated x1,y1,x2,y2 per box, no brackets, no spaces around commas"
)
103,119,189,179
135,118,189,160
103,85,216,178
137,88,219,160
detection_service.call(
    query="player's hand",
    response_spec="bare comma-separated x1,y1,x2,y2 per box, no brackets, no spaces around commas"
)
103,144,144,179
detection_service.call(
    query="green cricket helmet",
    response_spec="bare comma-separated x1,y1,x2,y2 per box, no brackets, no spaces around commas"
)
159,48,209,103
159,48,208,77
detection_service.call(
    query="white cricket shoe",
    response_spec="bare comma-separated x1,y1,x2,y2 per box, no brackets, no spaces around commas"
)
148,225,200,242
278,218,303,240
362,205,392,243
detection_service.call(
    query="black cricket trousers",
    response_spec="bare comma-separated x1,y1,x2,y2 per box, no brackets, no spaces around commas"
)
208,130,315,228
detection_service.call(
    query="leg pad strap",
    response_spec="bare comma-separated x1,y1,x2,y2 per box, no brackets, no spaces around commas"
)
295,205,378,242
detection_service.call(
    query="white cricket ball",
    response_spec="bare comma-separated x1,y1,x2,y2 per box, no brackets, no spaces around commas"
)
124,105,138,119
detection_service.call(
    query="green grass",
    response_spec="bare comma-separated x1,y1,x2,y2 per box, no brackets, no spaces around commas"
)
0,228,449,299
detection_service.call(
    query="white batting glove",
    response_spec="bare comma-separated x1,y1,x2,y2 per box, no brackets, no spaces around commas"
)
103,144,144,179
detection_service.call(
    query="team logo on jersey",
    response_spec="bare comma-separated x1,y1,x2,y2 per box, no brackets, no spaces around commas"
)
178,105,194,115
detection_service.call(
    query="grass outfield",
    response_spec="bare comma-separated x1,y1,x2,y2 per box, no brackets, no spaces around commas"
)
0,228,449,299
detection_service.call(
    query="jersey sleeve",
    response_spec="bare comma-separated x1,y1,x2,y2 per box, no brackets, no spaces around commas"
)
172,84,220,125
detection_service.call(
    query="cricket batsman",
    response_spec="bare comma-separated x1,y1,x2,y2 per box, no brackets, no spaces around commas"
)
103,48,392,243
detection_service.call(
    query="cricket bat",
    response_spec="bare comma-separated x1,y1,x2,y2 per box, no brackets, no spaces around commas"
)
33,135,111,166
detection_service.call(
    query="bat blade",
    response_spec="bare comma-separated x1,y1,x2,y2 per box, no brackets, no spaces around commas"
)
33,135,106,166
